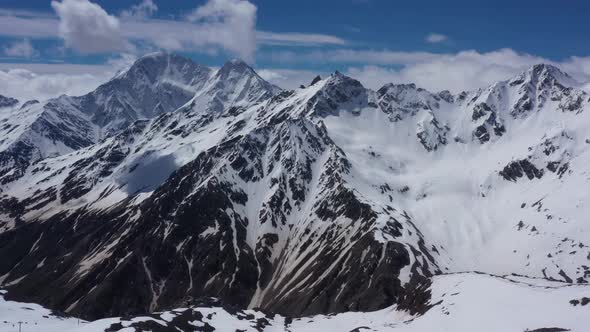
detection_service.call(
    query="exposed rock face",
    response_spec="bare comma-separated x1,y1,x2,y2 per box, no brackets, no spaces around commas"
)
500,159,544,181
303,71,370,117
0,95,18,108
470,102,506,143
416,111,449,151
377,83,441,122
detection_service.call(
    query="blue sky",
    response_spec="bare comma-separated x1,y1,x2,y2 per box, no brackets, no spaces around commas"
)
1,0,590,100
2,0,590,64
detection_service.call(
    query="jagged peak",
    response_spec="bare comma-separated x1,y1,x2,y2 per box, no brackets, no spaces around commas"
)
218,58,255,75
111,52,210,84
301,71,366,102
0,94,19,108
213,58,273,86
529,63,570,78
509,63,577,88
310,75,322,86
376,82,442,105
228,58,249,66
330,70,350,80
377,83,423,95
210,58,280,96
321,70,364,89
297,70,369,117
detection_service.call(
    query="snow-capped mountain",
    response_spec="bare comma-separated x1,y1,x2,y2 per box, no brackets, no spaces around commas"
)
0,54,589,330
79,52,213,134
188,58,280,113
0,52,212,185
0,95,18,109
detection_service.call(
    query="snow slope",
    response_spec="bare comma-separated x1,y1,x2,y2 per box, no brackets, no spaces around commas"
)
2,273,588,332
0,290,82,332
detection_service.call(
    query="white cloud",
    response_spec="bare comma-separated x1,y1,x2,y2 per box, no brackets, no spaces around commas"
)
257,31,346,46
0,3,346,60
51,0,131,54
120,0,158,20
2,48,590,102
348,50,590,93
259,49,590,93
0,12,58,39
0,56,134,101
265,49,440,65
342,49,548,92
3,39,39,58
426,33,448,43
185,0,257,62
0,67,112,101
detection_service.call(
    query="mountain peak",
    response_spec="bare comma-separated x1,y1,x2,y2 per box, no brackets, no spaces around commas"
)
509,63,576,88
0,94,18,108
228,58,249,66
377,83,420,95
324,70,362,87
134,51,169,62
529,63,568,77
81,53,212,134
310,75,322,86
187,58,278,113
219,58,253,73
118,52,206,80
214,58,272,86
213,58,262,83
300,70,368,117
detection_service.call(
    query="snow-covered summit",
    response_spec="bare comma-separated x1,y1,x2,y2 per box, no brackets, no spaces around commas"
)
377,82,446,122
0,53,214,185
187,58,280,113
511,63,577,87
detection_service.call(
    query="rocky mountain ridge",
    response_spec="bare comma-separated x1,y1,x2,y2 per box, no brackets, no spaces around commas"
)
0,54,589,326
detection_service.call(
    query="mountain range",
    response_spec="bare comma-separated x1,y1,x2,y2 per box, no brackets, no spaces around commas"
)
0,52,589,331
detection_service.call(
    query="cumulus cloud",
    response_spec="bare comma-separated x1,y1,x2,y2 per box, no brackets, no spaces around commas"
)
120,0,158,20
0,1,346,60
3,39,39,58
426,33,448,43
185,0,257,62
51,0,131,54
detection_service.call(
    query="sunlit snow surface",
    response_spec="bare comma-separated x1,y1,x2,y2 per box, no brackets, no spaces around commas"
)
0,290,82,332
2,273,588,332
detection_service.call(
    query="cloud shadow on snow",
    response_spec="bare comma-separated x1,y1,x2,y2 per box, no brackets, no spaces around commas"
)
118,153,178,194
